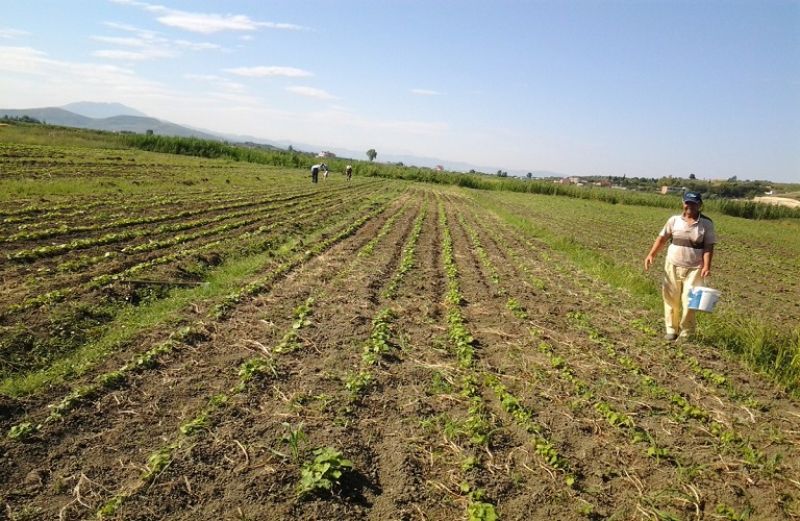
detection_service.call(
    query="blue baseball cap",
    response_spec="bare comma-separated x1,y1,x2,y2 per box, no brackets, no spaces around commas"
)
683,191,702,204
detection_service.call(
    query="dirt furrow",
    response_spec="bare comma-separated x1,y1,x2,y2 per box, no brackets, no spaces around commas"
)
468,201,800,451
82,197,426,520
0,197,416,519
454,200,798,519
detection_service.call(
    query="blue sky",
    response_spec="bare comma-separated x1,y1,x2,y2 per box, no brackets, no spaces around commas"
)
1,1,798,182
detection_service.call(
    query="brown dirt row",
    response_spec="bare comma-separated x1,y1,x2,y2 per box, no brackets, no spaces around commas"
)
332,193,525,520
0,181,364,263
0,188,407,410
362,198,571,520
0,194,420,520
468,200,800,435
80,193,428,520
474,197,799,438
0,185,391,379
0,186,240,220
448,196,799,519
0,187,291,241
357,193,454,520
2,188,797,520
0,182,376,313
106,192,494,521
0,152,255,182
0,186,291,240
439,197,657,518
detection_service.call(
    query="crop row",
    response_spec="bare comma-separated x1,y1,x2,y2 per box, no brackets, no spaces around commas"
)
357,210,403,259
86,185,358,271
456,203,796,516
211,198,391,319
468,204,765,410
92,195,415,516
7,194,399,436
348,204,428,396
7,325,207,441
567,311,777,472
0,188,281,235
1,187,277,239
439,201,583,518
454,207,701,517
315,197,502,518
94,296,313,517
4,184,354,260
2,184,377,319
483,199,800,445
382,208,427,299
454,212,594,489
439,201,476,368
459,208,724,460
0,183,263,221
1,188,396,387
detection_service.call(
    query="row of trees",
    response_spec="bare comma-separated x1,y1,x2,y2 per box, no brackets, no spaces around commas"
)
1,115,43,124
575,174,794,200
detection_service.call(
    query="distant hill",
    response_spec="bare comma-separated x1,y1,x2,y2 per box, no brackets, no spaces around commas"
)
0,107,92,127
61,101,147,119
0,107,220,140
1,103,563,177
86,115,219,139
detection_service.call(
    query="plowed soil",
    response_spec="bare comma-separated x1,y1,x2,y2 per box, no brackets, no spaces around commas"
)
1,187,798,521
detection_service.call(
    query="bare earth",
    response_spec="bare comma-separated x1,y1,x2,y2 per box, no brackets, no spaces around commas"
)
754,196,800,208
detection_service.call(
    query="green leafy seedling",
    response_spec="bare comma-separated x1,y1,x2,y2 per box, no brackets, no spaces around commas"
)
297,447,353,497
464,486,498,521
180,413,209,436
8,422,39,441
344,371,372,397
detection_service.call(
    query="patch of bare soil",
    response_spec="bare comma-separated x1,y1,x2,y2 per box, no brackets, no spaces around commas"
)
754,196,800,208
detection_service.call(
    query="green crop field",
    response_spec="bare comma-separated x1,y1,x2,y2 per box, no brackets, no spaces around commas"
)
1,125,798,520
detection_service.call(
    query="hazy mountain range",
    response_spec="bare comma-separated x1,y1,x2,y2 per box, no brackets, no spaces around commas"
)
1,102,562,177
61,101,148,119
0,105,220,140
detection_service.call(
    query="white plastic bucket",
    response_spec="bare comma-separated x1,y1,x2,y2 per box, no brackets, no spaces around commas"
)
687,286,721,312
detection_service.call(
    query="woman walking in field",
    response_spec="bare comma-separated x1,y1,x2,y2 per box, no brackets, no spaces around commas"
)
644,191,716,341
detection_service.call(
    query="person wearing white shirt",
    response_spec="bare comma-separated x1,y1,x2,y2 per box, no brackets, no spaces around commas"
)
644,191,717,341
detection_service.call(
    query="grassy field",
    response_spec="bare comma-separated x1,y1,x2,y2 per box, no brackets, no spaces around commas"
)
1,126,799,520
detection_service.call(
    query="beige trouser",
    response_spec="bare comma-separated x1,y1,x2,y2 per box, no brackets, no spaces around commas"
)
663,259,705,337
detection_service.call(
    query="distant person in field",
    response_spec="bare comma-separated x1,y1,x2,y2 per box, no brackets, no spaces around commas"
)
346,165,352,181
311,163,327,184
644,191,717,341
